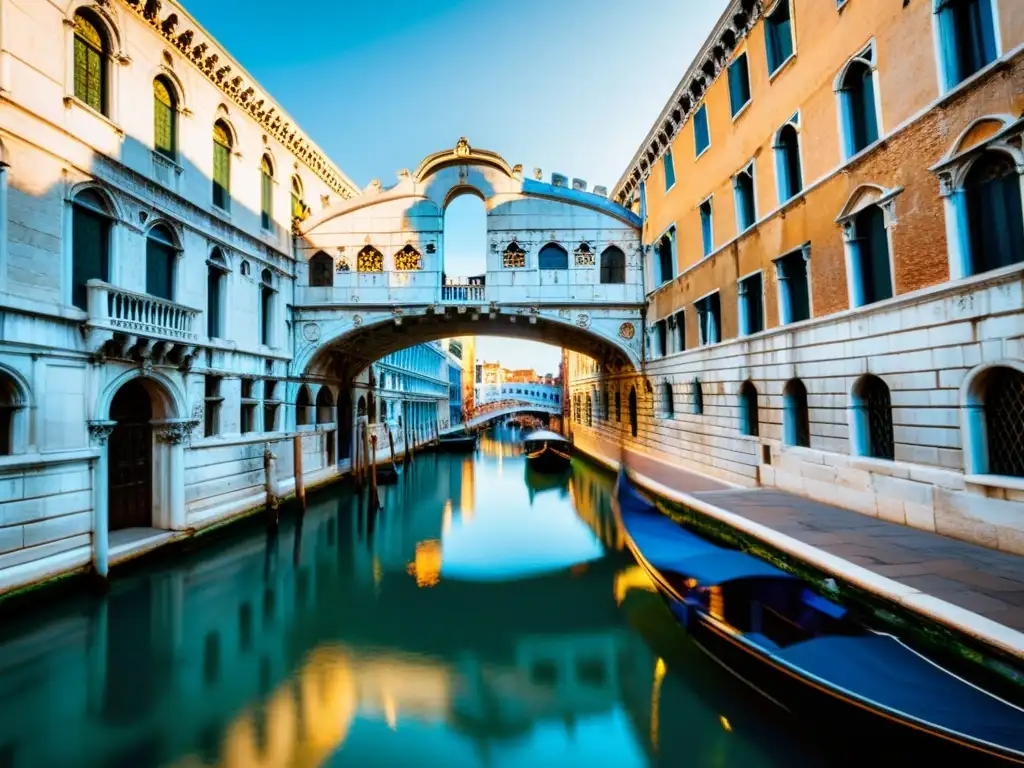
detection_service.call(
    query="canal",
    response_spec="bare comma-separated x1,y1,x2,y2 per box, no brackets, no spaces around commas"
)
0,428,835,767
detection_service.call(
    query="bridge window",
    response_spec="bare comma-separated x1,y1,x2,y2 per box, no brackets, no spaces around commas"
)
503,241,526,268
444,192,486,278
538,243,568,270
851,375,893,460
599,246,625,284
629,387,638,437
739,380,759,436
783,378,810,447
574,243,595,267
71,188,112,310
395,244,423,271
309,251,334,287
357,246,384,273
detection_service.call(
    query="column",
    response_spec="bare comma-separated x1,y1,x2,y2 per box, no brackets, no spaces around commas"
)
774,260,791,326
88,420,117,578
155,420,189,530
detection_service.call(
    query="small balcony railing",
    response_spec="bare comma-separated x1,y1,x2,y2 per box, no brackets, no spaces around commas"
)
84,280,200,358
441,283,486,303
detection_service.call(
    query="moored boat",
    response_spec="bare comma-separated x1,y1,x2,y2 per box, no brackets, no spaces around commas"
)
522,429,572,473
437,432,478,453
612,469,1024,765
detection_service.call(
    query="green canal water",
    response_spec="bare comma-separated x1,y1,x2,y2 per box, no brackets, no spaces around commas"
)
0,428,837,767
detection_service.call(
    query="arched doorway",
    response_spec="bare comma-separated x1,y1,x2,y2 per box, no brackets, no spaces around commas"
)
108,379,154,530
443,191,487,283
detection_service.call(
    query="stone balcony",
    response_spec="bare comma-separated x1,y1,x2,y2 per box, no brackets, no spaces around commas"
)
83,280,201,369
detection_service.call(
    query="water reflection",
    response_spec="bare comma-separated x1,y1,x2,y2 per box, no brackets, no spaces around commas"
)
0,427,830,767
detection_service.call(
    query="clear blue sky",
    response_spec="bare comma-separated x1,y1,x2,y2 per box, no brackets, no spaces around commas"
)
194,0,728,371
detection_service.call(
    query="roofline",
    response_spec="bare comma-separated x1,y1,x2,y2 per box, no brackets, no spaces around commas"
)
117,0,360,198
611,0,762,203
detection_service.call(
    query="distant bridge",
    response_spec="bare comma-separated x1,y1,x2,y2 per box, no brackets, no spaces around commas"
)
466,400,560,428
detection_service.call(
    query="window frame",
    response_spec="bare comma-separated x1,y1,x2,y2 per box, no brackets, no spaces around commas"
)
653,224,677,289
693,104,711,159
835,42,882,160
152,76,178,160
733,162,757,235
71,9,111,117
933,0,1001,94
774,246,813,325
212,120,233,212
260,154,275,231
737,270,765,336
694,290,722,347
699,196,714,257
765,0,797,79
773,114,804,205
728,51,752,119
663,149,676,191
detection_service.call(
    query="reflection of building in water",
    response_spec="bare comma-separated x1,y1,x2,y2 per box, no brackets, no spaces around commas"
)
407,539,443,588
568,467,622,551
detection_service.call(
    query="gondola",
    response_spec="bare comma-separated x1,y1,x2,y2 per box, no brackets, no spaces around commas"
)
612,469,1024,765
437,432,478,453
522,429,572,473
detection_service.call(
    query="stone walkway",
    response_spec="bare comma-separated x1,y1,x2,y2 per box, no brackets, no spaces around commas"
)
595,442,1024,643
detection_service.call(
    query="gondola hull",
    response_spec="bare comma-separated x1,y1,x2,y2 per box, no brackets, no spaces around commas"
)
437,435,478,453
525,444,572,473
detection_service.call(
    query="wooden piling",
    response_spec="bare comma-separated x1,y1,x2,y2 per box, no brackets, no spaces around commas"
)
387,427,397,468
370,433,379,499
293,433,307,510
362,422,371,487
263,442,279,527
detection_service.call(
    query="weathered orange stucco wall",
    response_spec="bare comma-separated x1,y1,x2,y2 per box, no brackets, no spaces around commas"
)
642,0,1024,333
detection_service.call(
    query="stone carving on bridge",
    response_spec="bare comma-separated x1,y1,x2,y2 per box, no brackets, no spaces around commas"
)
302,323,321,342
357,246,384,273
619,322,636,340
575,313,591,328
574,243,595,266
352,314,363,328
455,137,471,157
394,245,422,271
502,242,526,268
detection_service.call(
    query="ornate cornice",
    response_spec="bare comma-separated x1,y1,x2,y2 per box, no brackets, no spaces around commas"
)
116,0,356,200
611,0,762,205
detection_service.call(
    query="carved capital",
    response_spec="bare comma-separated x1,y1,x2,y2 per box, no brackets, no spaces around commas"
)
154,420,192,445
88,420,117,446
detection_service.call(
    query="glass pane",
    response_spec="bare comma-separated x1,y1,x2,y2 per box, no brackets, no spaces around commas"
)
72,206,109,310
146,240,175,300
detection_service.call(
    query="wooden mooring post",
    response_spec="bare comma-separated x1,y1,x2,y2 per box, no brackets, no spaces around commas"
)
293,433,307,510
263,442,280,527
370,433,379,502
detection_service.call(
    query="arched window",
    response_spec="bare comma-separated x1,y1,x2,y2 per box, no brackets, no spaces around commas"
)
615,390,621,423
964,152,1024,276
692,378,704,415
316,387,335,425
153,77,177,159
145,223,177,301
502,241,526,268
783,378,810,447
357,246,384,273
296,386,312,426
538,243,568,270
0,371,25,456
838,58,878,158
357,395,367,418
381,398,388,422
309,251,334,287
260,268,275,347
850,204,892,306
851,375,894,460
629,387,638,437
212,121,232,210
774,121,803,203
585,394,593,426
73,10,108,114
291,176,305,221
260,155,274,230
739,381,759,437
71,188,112,310
207,249,227,339
600,246,626,284
966,366,1024,478
662,383,674,418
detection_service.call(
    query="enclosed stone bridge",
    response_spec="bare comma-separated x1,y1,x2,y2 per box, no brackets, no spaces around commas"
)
290,139,645,382
466,400,561,429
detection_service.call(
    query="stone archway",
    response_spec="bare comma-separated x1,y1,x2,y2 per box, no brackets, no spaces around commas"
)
108,379,154,530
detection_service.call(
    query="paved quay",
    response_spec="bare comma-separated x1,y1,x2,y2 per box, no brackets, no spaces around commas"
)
578,435,1024,657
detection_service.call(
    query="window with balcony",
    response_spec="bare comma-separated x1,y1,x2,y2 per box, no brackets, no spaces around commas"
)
695,293,721,346
260,155,274,230
213,121,232,211
765,0,795,75
776,248,811,324
700,198,714,257
728,52,751,117
774,120,803,203
734,164,756,233
693,105,710,157
71,188,111,311
600,246,625,284
73,10,108,114
145,223,177,301
738,272,764,335
936,0,998,91
153,77,177,159
663,150,676,190
309,251,334,287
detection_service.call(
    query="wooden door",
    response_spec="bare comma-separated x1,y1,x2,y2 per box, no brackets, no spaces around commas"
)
108,380,153,530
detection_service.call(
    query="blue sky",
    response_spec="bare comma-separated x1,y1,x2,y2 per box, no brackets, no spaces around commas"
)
194,0,729,371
